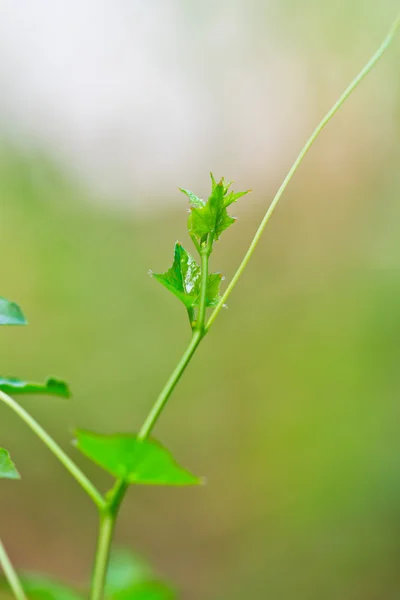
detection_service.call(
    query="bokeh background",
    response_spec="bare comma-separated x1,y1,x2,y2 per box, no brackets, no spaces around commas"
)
1,1,400,599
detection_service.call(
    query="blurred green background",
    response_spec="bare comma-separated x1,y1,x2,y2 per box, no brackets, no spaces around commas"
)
1,1,400,599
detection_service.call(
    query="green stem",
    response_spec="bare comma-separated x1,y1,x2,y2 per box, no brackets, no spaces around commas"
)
0,539,27,600
195,245,210,333
137,4,400,437
89,238,212,599
138,328,203,440
89,11,400,600
90,480,128,600
90,513,115,600
206,10,400,331
0,390,105,510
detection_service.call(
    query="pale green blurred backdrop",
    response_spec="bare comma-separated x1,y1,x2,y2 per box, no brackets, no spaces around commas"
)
1,1,400,599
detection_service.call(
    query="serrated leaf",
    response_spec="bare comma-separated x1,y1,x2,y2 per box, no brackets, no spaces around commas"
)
0,377,70,398
0,297,27,325
153,243,221,308
0,448,20,480
74,430,201,486
210,172,217,192
179,188,205,208
105,549,153,596
112,581,175,600
153,243,200,308
224,189,251,207
188,175,249,241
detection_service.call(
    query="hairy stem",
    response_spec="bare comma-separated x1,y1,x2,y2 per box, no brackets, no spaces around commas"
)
0,539,27,600
206,10,400,331
0,391,105,510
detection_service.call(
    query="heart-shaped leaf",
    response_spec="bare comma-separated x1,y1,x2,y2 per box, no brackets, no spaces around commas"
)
152,243,221,308
74,431,201,486
0,448,20,480
0,298,27,325
0,377,70,398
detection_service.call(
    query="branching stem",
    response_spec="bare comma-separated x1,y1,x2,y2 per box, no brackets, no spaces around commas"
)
76,11,400,600
6,12,397,600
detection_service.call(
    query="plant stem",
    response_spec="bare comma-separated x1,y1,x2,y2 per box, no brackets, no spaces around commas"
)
138,328,203,440
90,513,115,600
90,479,128,600
89,239,212,599
0,391,105,510
206,10,400,331
195,244,211,334
0,539,27,600
89,11,400,600
137,2,400,435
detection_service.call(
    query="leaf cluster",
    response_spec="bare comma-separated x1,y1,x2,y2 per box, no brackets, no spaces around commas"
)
152,175,250,327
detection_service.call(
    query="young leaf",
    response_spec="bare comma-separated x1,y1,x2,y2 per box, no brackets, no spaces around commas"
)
111,581,175,600
0,377,70,398
152,243,221,308
187,175,250,241
224,189,251,207
179,188,205,208
0,297,27,325
73,430,201,486
0,448,20,480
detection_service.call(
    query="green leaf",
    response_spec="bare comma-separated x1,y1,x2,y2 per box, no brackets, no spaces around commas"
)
0,448,20,480
73,430,201,486
224,189,251,207
105,549,152,596
112,581,175,600
206,273,223,305
0,377,70,398
0,297,27,325
210,172,217,192
187,175,250,241
152,243,221,308
178,188,204,208
10,575,83,600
